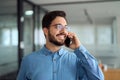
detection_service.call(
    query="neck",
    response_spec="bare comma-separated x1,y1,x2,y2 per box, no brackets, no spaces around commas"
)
45,42,61,52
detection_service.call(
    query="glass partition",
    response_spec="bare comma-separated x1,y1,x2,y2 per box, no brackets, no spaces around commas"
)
0,0,18,78
23,2,34,56
35,9,46,50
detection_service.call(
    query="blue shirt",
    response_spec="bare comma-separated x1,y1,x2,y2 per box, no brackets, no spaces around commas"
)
17,45,104,80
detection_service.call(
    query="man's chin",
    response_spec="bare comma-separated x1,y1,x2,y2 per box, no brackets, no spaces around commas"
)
54,42,64,46
50,39,65,46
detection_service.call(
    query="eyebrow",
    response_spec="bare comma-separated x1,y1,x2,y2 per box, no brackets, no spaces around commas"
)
53,23,68,26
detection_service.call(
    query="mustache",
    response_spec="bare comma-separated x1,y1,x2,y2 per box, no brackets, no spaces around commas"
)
56,33,67,37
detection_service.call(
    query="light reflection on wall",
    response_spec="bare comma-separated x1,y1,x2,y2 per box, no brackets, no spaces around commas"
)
35,28,46,46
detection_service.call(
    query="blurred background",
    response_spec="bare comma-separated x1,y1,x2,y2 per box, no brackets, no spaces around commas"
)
0,0,120,80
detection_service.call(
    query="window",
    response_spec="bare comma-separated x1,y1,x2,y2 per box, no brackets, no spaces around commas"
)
11,28,18,46
1,28,11,46
35,28,45,45
97,26,111,45
0,28,18,46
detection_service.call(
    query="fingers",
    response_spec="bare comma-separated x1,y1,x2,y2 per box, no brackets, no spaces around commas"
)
67,32,75,39
67,32,81,50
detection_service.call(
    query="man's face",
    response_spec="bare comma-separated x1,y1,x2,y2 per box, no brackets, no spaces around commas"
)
45,16,68,46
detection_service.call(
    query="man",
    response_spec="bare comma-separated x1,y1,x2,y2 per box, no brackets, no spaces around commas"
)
17,10,104,80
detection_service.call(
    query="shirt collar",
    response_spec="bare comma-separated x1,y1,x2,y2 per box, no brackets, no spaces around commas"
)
40,45,65,56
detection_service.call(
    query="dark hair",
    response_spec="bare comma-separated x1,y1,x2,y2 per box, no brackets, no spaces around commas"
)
42,10,67,28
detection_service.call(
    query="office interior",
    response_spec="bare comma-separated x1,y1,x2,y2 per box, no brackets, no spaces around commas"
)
0,0,120,80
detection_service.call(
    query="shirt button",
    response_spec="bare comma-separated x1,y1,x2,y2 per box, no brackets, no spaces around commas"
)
53,58,56,61
53,71,56,74
80,60,82,63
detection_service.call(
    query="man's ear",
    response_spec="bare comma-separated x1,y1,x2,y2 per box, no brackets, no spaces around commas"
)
43,28,48,36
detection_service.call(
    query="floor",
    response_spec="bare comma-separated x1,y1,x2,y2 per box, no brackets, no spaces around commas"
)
0,71,17,80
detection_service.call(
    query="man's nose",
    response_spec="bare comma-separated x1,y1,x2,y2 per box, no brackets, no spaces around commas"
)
60,28,68,34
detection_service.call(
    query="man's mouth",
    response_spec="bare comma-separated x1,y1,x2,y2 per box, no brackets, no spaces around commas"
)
57,34,66,40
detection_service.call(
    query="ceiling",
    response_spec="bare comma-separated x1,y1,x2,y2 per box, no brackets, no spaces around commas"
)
0,0,120,24
28,0,120,24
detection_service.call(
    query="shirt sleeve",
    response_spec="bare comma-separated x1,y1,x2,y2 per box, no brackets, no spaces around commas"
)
74,45,104,80
17,57,30,80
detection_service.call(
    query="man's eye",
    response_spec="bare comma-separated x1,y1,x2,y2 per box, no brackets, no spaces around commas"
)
56,25,62,29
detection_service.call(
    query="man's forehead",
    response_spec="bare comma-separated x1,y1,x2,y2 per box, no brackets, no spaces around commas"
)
51,17,67,25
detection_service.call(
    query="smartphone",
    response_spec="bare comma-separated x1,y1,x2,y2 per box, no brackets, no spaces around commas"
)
65,36,71,47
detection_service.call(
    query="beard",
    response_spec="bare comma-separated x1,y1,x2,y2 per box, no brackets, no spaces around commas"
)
48,30,65,46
